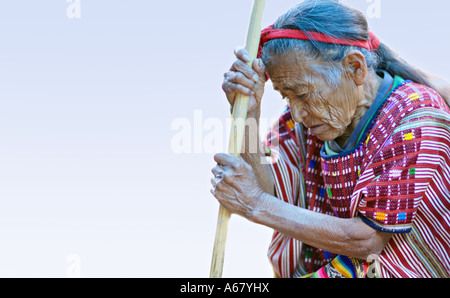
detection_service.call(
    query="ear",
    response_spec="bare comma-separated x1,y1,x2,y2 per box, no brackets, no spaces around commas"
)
343,50,368,86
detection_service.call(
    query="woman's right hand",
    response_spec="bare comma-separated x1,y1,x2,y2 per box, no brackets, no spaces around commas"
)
222,48,267,117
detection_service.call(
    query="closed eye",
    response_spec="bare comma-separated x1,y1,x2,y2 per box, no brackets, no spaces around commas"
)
297,94,308,100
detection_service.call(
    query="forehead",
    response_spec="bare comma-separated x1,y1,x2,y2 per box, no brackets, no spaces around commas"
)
266,51,316,91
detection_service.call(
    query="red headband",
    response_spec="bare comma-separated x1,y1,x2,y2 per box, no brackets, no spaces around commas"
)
257,25,380,58
257,25,381,81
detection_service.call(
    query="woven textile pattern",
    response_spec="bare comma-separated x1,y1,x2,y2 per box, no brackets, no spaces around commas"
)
264,82,450,278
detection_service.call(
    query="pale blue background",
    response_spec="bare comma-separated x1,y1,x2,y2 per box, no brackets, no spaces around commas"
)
0,0,448,277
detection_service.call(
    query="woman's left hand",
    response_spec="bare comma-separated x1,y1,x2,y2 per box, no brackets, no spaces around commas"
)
210,153,265,219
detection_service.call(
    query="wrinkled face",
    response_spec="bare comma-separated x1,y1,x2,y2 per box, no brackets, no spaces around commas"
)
266,51,362,142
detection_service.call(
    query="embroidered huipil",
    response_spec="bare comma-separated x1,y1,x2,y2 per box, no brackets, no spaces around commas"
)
264,72,450,278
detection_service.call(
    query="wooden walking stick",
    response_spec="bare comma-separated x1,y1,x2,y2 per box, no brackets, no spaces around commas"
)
210,0,266,278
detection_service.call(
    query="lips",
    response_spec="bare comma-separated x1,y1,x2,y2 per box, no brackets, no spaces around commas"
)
304,124,322,130
308,124,325,134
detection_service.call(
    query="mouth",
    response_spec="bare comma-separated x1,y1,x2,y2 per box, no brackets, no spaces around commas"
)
305,124,322,130
308,124,325,134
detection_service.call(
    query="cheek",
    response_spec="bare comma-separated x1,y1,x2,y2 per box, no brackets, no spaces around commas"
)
307,93,348,129
326,88,359,125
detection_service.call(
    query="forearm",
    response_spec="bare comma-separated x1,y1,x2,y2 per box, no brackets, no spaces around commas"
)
250,192,390,260
241,111,275,196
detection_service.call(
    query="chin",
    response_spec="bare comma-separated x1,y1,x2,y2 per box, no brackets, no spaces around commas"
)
315,133,342,142
316,135,336,142
314,127,344,142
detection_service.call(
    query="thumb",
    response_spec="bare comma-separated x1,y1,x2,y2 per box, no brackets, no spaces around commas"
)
252,58,267,83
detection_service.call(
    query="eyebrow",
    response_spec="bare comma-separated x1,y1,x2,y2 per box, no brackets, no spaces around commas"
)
274,83,309,92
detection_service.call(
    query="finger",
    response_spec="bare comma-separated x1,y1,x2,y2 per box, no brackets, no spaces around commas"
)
211,174,236,201
222,79,254,97
214,153,240,169
234,48,251,63
211,181,238,211
210,179,226,199
210,177,220,188
231,59,260,84
224,71,257,91
252,58,267,82
222,78,236,105
211,165,224,178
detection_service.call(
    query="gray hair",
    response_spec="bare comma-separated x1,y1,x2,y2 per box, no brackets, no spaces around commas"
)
261,0,431,89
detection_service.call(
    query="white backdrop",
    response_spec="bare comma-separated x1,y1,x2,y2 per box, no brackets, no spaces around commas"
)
0,0,448,277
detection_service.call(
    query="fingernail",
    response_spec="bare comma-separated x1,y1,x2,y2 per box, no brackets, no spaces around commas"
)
258,59,263,68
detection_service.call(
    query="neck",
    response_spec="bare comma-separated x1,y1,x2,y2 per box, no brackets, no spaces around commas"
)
335,70,383,147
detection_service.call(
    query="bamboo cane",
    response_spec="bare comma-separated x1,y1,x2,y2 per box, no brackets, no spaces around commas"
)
210,0,266,278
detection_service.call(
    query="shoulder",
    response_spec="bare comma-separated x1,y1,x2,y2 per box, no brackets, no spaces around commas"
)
363,82,450,170
390,82,450,115
376,82,450,133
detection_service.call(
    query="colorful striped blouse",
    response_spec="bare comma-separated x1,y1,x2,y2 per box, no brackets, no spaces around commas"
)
264,76,450,278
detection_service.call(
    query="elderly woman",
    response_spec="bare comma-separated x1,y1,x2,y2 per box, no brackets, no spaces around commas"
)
211,0,450,278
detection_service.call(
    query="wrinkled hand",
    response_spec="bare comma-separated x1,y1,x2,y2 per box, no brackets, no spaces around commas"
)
222,48,267,117
210,153,265,219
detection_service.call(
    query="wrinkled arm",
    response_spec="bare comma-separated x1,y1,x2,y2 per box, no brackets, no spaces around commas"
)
252,192,392,260
241,120,275,196
211,153,392,261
